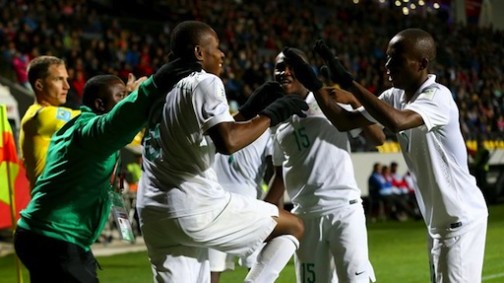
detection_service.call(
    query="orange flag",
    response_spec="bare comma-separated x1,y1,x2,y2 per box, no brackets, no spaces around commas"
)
0,104,30,229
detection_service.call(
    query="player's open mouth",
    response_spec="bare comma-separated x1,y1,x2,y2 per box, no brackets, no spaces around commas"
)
279,78,292,86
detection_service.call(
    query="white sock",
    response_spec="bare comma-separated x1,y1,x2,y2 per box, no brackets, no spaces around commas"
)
244,235,299,283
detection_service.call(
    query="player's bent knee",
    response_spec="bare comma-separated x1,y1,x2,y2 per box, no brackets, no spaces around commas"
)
270,210,305,241
291,215,304,240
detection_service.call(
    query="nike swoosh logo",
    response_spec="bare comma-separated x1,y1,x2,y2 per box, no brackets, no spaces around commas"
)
355,271,365,275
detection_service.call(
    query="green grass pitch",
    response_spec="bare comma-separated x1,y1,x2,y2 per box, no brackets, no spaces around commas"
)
1,204,503,282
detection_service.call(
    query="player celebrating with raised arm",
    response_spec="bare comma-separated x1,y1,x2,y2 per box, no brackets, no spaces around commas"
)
137,20,308,283
264,48,382,283
286,28,488,283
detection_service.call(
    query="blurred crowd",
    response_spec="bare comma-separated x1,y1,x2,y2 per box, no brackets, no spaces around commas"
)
368,161,421,222
1,0,503,142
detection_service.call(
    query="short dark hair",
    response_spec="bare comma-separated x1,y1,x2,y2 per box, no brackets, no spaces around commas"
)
397,28,436,61
82,75,122,109
27,56,65,87
284,48,308,62
373,162,381,171
170,20,214,60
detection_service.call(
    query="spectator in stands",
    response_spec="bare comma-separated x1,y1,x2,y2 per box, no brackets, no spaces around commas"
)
14,58,197,282
470,136,491,195
390,161,420,219
11,50,31,90
71,69,86,99
2,1,504,145
496,114,504,132
367,162,410,221
380,165,401,196
389,161,408,195
383,164,419,220
403,171,415,194
368,162,386,221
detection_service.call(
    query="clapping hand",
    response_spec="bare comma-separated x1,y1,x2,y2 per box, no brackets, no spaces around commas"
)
282,48,323,92
313,39,354,89
259,95,309,127
126,73,148,93
239,81,286,120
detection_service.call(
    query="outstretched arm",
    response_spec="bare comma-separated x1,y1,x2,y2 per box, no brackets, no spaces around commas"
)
281,48,376,131
349,82,423,133
361,124,385,147
208,116,270,155
313,40,423,133
209,95,308,154
79,58,202,156
312,87,375,131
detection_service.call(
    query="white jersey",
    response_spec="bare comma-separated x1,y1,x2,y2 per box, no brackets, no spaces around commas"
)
213,130,272,199
379,74,487,237
137,71,234,221
272,92,361,216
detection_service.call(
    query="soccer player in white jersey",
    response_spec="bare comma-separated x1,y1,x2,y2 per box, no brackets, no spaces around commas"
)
264,48,384,283
136,20,309,283
288,29,488,283
209,130,273,283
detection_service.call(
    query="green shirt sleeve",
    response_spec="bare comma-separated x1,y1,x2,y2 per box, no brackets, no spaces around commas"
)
78,77,159,155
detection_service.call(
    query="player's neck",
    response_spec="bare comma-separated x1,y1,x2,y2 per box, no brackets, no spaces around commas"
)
36,98,56,107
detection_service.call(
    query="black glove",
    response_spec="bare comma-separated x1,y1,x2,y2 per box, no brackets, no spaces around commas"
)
259,95,308,127
320,65,331,82
239,81,285,120
152,57,202,94
282,48,323,92
313,39,354,89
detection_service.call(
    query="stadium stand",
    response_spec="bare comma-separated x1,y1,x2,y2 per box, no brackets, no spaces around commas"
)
1,0,503,148
0,0,503,201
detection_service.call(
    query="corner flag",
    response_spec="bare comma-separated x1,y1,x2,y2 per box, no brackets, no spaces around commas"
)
0,104,30,229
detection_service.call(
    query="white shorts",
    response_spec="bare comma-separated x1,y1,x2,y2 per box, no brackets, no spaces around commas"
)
141,193,278,282
294,202,375,283
208,244,263,272
428,217,487,283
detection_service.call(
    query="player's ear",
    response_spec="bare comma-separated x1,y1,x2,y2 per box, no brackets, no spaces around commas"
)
194,45,204,61
35,79,43,91
94,98,105,113
419,58,429,71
